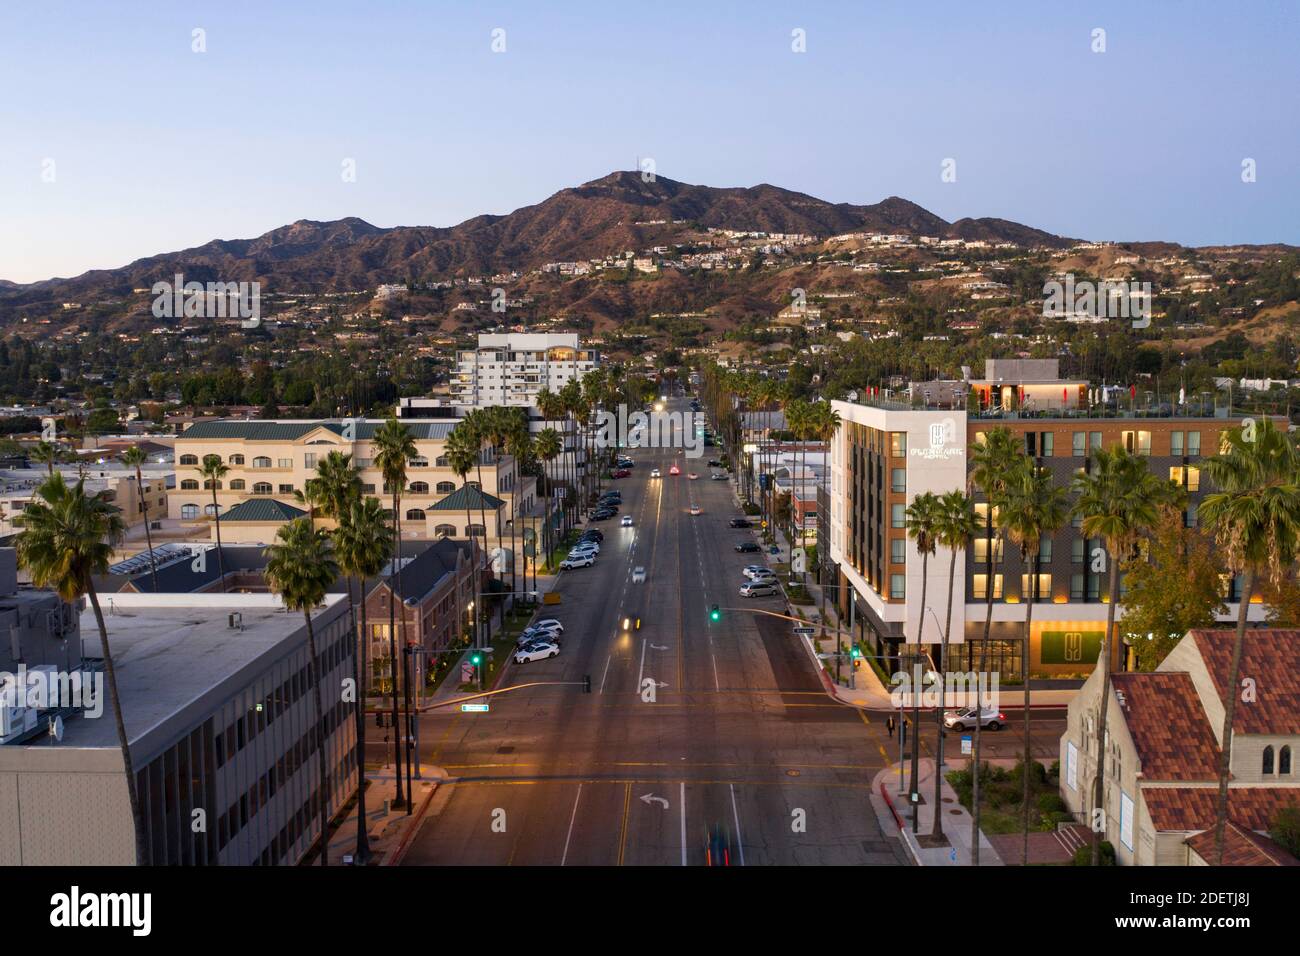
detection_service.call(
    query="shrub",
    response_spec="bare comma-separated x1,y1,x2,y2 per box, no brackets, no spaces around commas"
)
1072,841,1116,866
1270,807,1300,858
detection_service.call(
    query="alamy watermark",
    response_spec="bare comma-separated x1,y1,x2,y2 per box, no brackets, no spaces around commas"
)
1043,273,1151,328
889,664,999,711
151,273,261,327
0,664,104,721
593,404,704,458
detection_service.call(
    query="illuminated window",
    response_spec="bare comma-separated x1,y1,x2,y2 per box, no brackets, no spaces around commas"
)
1020,573,1051,600
1170,431,1184,456
973,538,1004,563
1072,432,1086,456
891,538,906,564
891,504,906,528
889,574,906,599
1169,466,1200,491
889,432,907,457
1187,431,1201,456
891,468,906,493
972,574,1003,600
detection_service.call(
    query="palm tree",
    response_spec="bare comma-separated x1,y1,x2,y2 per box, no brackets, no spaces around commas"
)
446,422,483,643
333,495,393,865
313,449,362,527
120,446,158,592
534,427,563,566
17,474,146,863
904,491,943,831
785,399,811,568
931,489,981,839
264,518,340,865
504,411,533,595
536,390,569,533
462,409,496,580
371,416,415,807
559,380,584,522
1000,459,1069,863
197,454,229,591
966,426,1022,864
1072,444,1173,865
1199,418,1300,864
32,440,58,477
812,401,842,612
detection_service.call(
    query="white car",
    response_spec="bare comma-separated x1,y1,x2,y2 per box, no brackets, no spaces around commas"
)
532,619,564,633
514,642,560,664
650,468,661,478
631,566,647,583
689,505,702,516
742,565,773,580
559,554,595,569
621,515,634,527
570,541,600,554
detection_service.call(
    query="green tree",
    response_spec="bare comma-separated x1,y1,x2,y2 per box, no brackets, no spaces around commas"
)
904,491,942,831
1120,505,1225,671
263,518,339,865
197,454,229,591
32,440,57,477
119,445,158,592
1199,418,1300,864
16,474,147,864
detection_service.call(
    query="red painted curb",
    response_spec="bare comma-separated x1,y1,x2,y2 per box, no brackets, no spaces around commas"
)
386,775,440,867
880,782,904,829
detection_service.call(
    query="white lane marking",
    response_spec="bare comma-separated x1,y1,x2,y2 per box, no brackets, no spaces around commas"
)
637,637,647,690
729,784,746,866
599,652,613,694
560,783,583,865
712,654,720,691
680,781,687,867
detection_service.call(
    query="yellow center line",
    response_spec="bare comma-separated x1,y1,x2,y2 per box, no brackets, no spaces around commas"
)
617,781,632,866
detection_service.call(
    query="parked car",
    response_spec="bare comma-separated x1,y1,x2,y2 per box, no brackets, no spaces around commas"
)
739,581,780,598
532,618,563,632
711,472,727,480
517,629,562,648
621,515,634,527
943,706,1005,731
612,469,631,479
734,541,761,553
559,554,595,569
742,565,773,580
631,566,647,583
728,518,752,529
650,468,661,478
590,510,614,521
707,460,721,468
580,530,604,543
514,642,560,664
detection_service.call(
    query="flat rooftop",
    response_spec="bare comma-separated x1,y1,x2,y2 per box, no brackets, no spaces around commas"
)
0,593,345,763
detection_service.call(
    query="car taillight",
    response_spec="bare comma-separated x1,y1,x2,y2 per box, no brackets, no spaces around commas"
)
998,713,1005,720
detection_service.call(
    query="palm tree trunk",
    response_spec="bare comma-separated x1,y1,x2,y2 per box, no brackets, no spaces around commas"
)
972,510,995,865
394,498,412,809
136,465,158,591
1212,569,1253,864
933,547,959,838
87,586,148,866
211,488,227,592
910,553,929,833
387,491,403,807
1090,556,1121,865
302,610,330,866
1021,551,1039,865
349,575,371,864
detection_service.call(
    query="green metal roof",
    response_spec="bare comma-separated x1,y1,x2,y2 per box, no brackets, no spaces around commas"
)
428,483,504,511
180,419,458,441
220,499,308,522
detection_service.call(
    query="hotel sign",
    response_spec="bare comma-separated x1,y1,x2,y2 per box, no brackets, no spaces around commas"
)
1040,629,1104,665
909,417,963,461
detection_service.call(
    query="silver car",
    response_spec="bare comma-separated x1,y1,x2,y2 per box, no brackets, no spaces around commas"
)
943,706,1005,731
739,581,779,598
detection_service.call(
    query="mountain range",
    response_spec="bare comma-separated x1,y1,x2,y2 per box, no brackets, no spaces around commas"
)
0,172,1077,314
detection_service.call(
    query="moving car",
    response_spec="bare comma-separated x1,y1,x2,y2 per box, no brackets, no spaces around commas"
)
687,472,698,480
514,642,560,664
739,581,779,598
704,825,732,867
734,542,761,553
631,566,647,583
621,515,634,527
943,706,1005,731
559,554,595,569
650,468,661,478
668,464,681,476
728,518,752,529
689,505,702,516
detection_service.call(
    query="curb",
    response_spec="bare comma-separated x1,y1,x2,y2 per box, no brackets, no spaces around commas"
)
383,770,443,867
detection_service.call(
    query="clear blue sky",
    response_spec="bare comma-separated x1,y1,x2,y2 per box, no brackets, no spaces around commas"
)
2,0,1297,283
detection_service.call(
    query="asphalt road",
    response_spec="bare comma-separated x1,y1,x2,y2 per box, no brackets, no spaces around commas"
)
401,397,1028,866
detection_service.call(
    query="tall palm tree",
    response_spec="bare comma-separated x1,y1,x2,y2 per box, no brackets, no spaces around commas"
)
333,495,393,865
965,426,1022,864
534,427,563,566
371,416,415,807
504,411,533,595
462,409,495,579
1000,459,1069,863
197,454,229,591
1072,444,1172,865
120,445,158,592
559,380,584,521
1199,418,1300,864
264,517,340,865
313,449,361,527
16,474,145,864
32,440,58,477
446,423,483,643
904,491,943,831
931,489,981,839
812,401,842,610
536,389,569,533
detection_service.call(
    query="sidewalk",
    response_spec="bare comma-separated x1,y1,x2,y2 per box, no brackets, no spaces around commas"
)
869,757,1004,866
312,762,446,866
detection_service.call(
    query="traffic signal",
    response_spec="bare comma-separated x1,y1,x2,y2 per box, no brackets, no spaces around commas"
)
470,652,483,667
709,604,721,622
583,674,592,694
850,646,863,669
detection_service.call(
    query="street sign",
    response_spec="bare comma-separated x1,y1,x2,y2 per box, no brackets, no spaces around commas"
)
793,626,815,635
460,703,490,713
961,735,972,755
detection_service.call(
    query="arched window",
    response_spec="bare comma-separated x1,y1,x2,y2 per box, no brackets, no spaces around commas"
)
179,454,198,466
181,504,199,519
253,482,272,495
203,479,221,490
467,480,480,489
434,524,455,539
204,503,220,516
1263,745,1275,775
405,508,426,521
228,454,243,465
229,479,246,491
436,481,456,494
409,456,429,468
1280,746,1292,776
180,479,199,491
435,456,448,468
253,456,271,469
466,524,485,538
409,481,429,494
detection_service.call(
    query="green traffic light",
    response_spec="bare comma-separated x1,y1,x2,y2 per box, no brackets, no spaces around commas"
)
471,653,482,666
709,605,720,622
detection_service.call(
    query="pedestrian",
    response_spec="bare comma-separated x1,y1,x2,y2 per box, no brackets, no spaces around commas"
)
886,715,896,739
